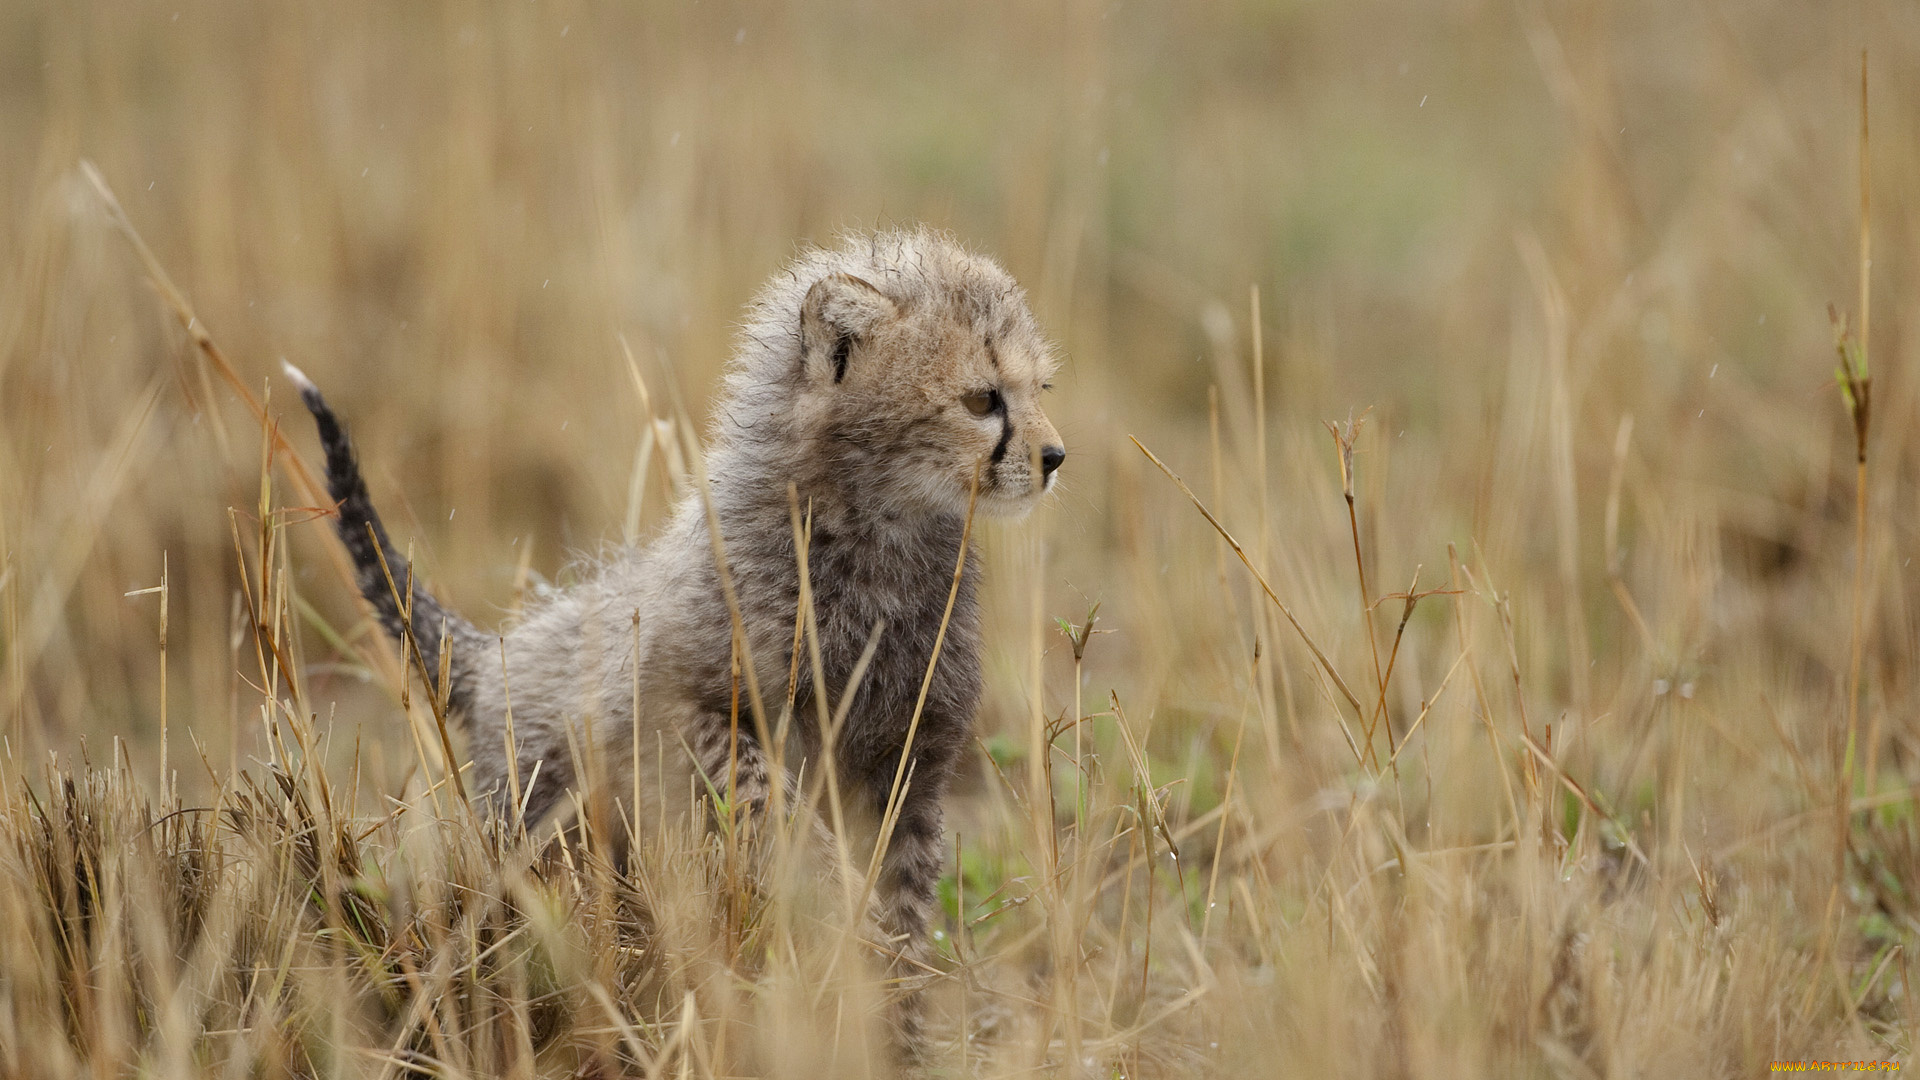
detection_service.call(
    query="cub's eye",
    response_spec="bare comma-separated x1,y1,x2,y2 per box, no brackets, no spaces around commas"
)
961,389,1002,417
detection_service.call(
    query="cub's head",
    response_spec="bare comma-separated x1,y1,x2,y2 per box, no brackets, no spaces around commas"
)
740,230,1065,518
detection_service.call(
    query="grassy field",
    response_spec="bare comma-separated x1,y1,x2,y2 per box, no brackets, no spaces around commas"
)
4,1,1920,1076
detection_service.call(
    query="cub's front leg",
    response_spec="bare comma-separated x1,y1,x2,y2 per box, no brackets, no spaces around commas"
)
686,712,775,828
860,728,966,1068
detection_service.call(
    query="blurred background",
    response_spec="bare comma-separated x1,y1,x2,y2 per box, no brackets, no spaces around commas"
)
7,0,1914,792
7,1,1920,1068
6,0,1920,837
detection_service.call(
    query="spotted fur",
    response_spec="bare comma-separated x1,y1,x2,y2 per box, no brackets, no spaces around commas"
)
295,228,1065,1061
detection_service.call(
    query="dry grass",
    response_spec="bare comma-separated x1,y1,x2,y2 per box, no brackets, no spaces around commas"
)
5,2,1920,1076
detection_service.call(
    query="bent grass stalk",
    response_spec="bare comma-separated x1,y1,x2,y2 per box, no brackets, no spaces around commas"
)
1130,435,1369,745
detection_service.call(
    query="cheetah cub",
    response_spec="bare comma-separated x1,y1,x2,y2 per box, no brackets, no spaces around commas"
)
289,228,1064,1058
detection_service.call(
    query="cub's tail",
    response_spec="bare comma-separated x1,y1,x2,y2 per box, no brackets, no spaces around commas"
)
285,362,480,716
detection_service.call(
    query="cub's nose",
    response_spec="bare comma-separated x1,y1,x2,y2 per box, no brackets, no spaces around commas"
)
1040,445,1066,479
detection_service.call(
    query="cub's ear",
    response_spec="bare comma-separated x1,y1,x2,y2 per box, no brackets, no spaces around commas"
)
800,273,898,385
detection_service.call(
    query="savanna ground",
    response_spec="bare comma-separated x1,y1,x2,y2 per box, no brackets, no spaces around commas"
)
2,2,1918,1077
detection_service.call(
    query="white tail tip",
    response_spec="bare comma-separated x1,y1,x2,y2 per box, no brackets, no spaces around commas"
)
280,360,315,394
